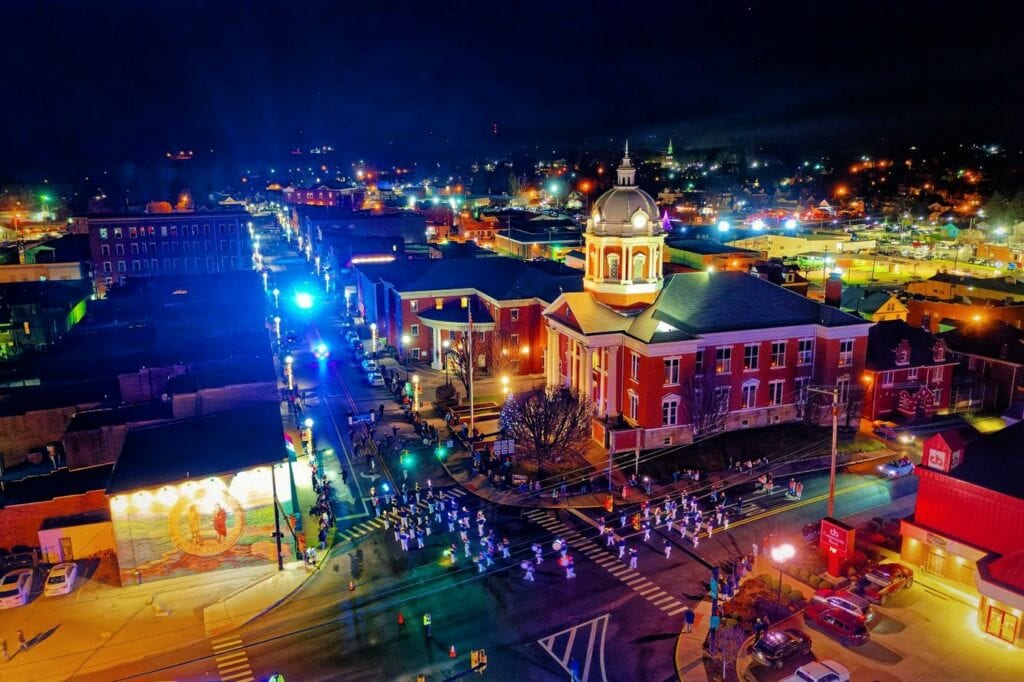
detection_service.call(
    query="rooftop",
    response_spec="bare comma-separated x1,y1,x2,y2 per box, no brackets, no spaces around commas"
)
357,256,584,304
0,464,114,507
106,402,287,495
938,320,1024,364
865,320,950,370
928,272,1024,297
664,238,758,256
943,421,1024,498
648,271,865,335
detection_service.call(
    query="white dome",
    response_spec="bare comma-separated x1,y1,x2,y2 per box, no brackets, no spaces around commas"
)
590,186,659,237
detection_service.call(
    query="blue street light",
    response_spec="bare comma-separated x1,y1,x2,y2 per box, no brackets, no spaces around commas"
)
784,218,798,230
295,292,315,309
717,220,730,232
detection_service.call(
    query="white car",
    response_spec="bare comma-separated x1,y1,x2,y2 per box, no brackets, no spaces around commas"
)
0,568,34,608
877,457,915,479
366,372,385,387
781,660,850,682
813,588,875,622
44,562,79,597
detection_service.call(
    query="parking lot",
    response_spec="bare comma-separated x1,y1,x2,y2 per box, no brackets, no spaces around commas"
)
743,575,1024,681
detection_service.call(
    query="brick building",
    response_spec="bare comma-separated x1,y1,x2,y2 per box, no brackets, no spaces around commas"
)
543,149,871,448
80,209,249,294
355,257,583,375
861,320,957,421
906,296,1024,333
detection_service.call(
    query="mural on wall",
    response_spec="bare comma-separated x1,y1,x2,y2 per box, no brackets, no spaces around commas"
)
109,467,291,583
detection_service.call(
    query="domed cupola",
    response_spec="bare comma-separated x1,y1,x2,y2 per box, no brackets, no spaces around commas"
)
589,141,662,239
583,142,666,306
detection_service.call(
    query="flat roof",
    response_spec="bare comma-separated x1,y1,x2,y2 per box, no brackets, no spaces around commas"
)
106,402,287,495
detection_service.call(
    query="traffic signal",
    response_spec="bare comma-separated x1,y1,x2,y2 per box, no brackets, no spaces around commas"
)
632,514,641,531
603,495,614,513
401,450,414,468
435,445,447,460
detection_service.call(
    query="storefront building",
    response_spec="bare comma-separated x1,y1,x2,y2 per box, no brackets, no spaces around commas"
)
901,424,1024,646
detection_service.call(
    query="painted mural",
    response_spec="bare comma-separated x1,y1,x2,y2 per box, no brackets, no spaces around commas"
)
109,467,292,583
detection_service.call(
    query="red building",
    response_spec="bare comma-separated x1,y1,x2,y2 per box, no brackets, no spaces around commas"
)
902,424,1024,646
354,257,583,375
80,209,249,295
543,149,871,448
860,320,958,421
283,185,360,208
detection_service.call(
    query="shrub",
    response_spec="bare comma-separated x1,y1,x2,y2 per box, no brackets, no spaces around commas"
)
435,383,457,402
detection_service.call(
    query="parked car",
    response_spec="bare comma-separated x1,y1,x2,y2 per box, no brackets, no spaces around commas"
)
872,420,898,440
366,372,385,387
853,563,914,604
0,568,34,608
361,359,379,374
877,456,915,479
750,627,812,670
801,522,821,544
812,588,875,622
781,659,851,682
804,602,869,646
43,562,79,597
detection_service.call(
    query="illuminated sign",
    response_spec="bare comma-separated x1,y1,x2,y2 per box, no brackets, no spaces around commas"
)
819,516,855,559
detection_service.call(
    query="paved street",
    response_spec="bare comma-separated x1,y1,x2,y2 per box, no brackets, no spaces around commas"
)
66,219,930,682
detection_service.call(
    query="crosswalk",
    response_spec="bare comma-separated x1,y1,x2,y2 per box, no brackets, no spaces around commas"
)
523,509,689,618
538,613,609,682
335,487,468,542
210,634,253,682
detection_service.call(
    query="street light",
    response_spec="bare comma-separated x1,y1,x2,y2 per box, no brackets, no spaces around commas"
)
770,543,796,606
274,316,282,340
284,355,295,391
717,220,730,232
412,374,421,412
370,322,378,354
442,339,451,384
303,418,314,456
784,218,798,230
272,288,280,307
500,375,510,399
402,334,412,368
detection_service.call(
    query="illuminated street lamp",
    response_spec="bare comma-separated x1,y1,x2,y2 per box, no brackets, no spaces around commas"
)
752,218,766,231
303,417,314,455
272,287,280,307
284,355,295,391
770,543,796,606
273,316,282,340
370,322,378,353
402,334,411,368
304,242,312,261
324,270,331,291
717,220,730,232
442,339,451,384
784,218,798,230
262,270,269,290
412,374,421,412
500,375,510,399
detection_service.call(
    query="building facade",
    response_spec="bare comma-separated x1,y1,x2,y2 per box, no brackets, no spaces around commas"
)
543,150,871,448
81,210,249,294
902,425,1024,647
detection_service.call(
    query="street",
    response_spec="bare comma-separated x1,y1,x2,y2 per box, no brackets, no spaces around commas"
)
85,219,920,682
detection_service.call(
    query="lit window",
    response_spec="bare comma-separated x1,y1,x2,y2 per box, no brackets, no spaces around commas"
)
744,344,759,371
839,339,854,367
662,399,678,426
798,338,814,366
631,352,640,380
411,324,420,337
511,308,520,322
664,357,680,385
741,382,758,409
716,347,732,374
410,300,418,312
771,341,786,368
768,380,784,406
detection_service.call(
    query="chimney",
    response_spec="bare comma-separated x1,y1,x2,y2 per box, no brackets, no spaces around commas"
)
932,339,947,363
895,338,912,366
825,272,842,307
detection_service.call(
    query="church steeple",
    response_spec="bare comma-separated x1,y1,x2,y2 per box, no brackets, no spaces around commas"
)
616,142,636,187
667,138,674,157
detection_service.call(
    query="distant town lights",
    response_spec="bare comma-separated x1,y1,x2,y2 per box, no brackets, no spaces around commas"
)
752,219,766,231
717,220,730,232
784,218,798,229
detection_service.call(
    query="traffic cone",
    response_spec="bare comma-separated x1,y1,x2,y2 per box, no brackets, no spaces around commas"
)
397,612,405,625
348,579,355,592
448,644,457,658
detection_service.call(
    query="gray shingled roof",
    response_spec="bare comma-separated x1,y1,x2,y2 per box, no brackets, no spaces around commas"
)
357,257,584,304
649,271,865,334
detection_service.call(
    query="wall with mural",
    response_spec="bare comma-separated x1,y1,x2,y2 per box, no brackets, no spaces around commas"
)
109,466,292,584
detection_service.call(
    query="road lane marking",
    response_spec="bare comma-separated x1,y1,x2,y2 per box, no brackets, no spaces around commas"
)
538,613,609,682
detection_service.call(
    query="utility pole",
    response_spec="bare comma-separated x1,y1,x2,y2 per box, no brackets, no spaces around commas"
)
468,308,475,438
271,463,284,571
807,385,841,518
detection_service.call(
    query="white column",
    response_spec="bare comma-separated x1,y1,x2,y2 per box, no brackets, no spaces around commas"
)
546,327,558,386
584,347,594,407
625,245,633,283
431,326,443,370
606,346,620,416
597,349,607,416
598,245,604,281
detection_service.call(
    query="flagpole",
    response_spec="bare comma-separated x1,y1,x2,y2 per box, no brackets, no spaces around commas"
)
468,306,475,438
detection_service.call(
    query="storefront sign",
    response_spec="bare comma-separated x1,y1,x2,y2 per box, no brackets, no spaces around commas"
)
819,516,855,559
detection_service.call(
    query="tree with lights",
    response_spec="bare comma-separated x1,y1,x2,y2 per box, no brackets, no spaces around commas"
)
499,387,593,464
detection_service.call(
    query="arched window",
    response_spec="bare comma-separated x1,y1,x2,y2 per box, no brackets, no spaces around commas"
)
606,253,620,280
633,252,647,281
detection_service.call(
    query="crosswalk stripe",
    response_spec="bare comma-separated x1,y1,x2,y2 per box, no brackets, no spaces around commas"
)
625,576,645,585
661,601,683,611
666,605,690,616
636,584,659,596
215,652,247,663
211,639,242,651
652,595,675,606
220,673,254,682
218,662,251,674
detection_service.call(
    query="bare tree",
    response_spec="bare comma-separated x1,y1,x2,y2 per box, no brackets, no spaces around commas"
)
486,330,519,377
681,370,728,437
709,625,748,682
499,386,593,464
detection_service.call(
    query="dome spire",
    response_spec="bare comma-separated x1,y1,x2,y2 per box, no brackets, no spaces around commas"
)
617,140,636,187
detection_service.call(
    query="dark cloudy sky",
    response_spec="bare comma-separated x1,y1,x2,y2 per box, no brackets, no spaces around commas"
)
3,0,1022,180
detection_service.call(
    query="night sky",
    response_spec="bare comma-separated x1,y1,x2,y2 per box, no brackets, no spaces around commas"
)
4,0,1022,181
